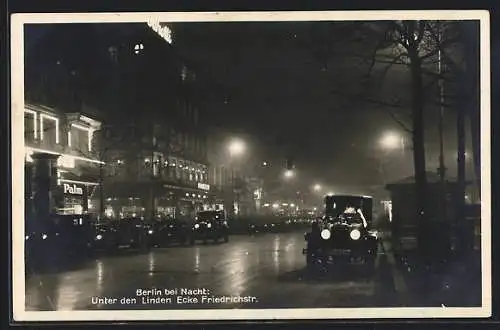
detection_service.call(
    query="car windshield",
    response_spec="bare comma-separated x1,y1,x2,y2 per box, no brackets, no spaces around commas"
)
325,195,372,222
336,212,365,225
197,211,224,222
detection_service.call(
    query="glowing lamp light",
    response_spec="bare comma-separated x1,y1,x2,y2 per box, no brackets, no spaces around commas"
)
284,170,295,178
313,184,322,191
350,229,361,240
272,203,279,209
321,229,331,240
228,139,246,157
380,131,402,150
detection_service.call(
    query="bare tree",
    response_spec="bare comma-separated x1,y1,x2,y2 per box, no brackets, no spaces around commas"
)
306,20,470,264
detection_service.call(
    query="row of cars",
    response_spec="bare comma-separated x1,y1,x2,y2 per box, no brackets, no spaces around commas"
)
25,210,230,270
92,210,230,251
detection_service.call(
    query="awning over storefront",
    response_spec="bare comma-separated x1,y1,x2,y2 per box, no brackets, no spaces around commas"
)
58,171,100,186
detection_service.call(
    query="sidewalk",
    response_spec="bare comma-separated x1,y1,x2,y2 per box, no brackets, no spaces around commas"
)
385,238,482,307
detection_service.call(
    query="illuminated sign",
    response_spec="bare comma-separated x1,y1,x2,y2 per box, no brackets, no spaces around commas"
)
197,183,210,191
147,19,173,44
63,183,84,195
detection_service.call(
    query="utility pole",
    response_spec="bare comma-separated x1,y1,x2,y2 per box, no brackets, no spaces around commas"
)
437,23,447,188
437,22,450,260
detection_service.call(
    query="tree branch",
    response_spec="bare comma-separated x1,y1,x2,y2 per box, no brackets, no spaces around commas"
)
427,26,465,77
414,20,427,46
388,112,413,133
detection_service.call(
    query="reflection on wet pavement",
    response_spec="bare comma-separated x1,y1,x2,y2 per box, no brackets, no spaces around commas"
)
26,231,396,310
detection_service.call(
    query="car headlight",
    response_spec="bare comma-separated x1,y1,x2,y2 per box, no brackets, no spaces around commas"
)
320,229,331,240
350,229,361,240
96,234,103,240
207,223,212,228
194,223,200,229
42,233,48,240
148,230,154,234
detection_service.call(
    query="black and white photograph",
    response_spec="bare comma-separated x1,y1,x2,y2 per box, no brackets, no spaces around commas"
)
11,11,491,321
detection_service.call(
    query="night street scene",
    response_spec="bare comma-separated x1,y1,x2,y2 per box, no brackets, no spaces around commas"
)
18,14,486,316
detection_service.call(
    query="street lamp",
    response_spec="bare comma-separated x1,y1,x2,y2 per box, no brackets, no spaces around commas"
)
313,184,322,192
227,138,246,218
284,169,295,179
228,138,246,157
379,131,403,151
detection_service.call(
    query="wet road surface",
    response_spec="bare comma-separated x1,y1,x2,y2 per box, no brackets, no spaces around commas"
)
25,231,407,311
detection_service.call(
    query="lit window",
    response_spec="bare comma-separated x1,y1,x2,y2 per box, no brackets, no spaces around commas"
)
40,113,59,144
24,109,37,140
70,123,92,152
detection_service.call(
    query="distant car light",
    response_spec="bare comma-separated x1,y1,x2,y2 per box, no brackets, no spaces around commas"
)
96,234,103,240
207,223,212,228
320,229,331,240
148,230,154,234
350,229,361,240
223,221,228,226
42,234,48,240
25,235,29,241
194,224,200,229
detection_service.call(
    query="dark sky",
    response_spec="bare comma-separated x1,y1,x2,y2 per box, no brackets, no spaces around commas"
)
169,21,470,186
24,21,478,190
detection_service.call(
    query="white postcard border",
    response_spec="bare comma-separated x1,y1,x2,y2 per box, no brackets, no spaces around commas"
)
11,10,491,321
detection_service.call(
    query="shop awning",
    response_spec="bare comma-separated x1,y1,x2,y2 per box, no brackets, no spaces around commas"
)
59,171,100,186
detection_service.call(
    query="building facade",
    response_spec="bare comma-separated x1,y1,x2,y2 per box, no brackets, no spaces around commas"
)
25,23,213,221
24,103,103,219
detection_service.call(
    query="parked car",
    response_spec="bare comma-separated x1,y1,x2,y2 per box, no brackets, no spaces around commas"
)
190,210,229,244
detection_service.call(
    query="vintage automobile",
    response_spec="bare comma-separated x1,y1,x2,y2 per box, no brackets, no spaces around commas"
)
190,210,229,244
91,217,153,251
303,194,379,270
25,214,96,271
148,217,190,247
